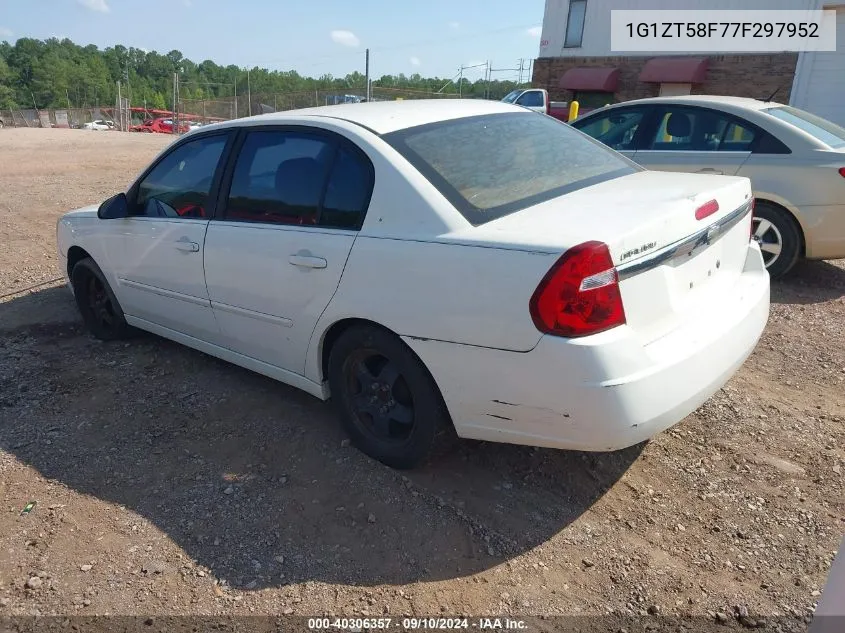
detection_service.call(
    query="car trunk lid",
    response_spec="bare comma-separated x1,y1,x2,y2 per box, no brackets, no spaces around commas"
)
453,170,755,345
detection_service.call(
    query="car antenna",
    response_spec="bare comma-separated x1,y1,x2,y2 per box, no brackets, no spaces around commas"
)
762,86,781,102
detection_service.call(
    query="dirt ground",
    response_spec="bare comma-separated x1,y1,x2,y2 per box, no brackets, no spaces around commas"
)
0,128,843,630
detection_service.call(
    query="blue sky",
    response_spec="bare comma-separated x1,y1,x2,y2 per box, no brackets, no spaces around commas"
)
0,0,546,81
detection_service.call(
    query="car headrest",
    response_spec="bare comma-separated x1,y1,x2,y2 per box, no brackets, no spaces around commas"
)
666,113,691,138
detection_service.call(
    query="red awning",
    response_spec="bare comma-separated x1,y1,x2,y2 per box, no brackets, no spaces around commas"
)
639,57,709,84
559,67,619,92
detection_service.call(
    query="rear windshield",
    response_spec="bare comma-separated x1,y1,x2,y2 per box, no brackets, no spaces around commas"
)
383,112,638,225
763,105,845,149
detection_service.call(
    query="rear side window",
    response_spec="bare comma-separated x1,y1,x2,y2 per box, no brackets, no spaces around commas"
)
223,129,372,228
322,147,374,229
226,131,332,225
753,131,791,154
645,107,758,152
384,112,637,225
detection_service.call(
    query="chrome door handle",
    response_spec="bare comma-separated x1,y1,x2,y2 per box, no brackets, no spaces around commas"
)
175,240,199,252
289,254,327,269
697,167,724,174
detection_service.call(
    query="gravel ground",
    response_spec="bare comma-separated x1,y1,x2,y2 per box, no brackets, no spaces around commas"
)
0,128,843,630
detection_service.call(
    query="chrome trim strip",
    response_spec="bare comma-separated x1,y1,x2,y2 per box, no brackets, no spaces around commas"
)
118,278,210,307
616,200,752,281
210,300,294,328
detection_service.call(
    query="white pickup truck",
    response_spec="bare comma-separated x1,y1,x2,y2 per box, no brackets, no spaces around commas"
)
501,88,570,121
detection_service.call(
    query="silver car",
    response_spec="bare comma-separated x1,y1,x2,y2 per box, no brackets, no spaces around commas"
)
571,95,845,278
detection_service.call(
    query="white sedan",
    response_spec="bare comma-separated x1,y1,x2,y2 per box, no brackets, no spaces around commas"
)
82,119,115,131
56,100,770,469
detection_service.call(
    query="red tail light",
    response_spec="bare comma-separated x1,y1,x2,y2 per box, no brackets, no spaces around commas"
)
545,100,550,115
529,241,626,338
695,199,719,221
838,167,845,178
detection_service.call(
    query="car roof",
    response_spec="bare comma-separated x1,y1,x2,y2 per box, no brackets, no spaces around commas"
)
213,99,522,135
588,94,785,113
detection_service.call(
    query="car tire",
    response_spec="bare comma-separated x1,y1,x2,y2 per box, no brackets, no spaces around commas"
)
328,324,453,469
71,257,135,340
752,201,801,279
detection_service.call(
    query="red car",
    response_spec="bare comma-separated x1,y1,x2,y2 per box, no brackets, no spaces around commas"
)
130,117,190,134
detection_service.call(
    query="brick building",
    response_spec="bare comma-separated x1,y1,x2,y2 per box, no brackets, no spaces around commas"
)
532,0,845,126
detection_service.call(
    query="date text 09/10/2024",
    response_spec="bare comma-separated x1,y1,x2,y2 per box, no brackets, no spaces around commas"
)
306,617,528,630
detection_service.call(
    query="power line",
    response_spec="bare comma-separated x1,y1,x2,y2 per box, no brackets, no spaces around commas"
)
246,23,542,68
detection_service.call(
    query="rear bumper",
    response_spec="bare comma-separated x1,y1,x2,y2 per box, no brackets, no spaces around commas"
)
801,203,845,260
405,242,770,452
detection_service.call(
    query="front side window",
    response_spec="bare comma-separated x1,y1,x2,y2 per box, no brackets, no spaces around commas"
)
516,91,544,108
384,112,637,225
224,129,373,228
763,105,845,149
564,0,587,47
575,108,645,151
134,134,228,218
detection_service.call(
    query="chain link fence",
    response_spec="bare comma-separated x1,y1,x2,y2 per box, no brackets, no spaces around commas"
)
181,87,460,119
0,87,463,131
0,108,110,128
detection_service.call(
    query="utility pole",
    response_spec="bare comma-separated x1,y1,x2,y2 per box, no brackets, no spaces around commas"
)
365,48,370,101
117,81,122,130
233,80,237,119
459,65,463,97
485,61,491,99
172,73,178,134
246,68,251,116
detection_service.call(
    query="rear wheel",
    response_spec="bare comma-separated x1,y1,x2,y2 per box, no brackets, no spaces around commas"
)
71,257,134,340
752,201,801,279
328,325,453,469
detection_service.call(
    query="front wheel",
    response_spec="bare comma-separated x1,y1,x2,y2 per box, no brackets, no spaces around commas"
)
752,201,801,279
328,325,453,469
71,257,134,340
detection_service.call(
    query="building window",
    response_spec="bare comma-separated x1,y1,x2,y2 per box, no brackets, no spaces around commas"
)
658,83,692,97
564,0,587,48
573,91,615,110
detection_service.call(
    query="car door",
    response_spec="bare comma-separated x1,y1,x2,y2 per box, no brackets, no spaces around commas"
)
571,106,651,161
203,126,374,374
103,132,232,342
634,105,755,176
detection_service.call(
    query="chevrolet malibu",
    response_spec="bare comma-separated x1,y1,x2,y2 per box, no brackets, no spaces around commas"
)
56,100,770,469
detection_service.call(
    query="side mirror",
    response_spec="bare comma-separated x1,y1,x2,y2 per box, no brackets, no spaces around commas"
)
98,193,129,219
